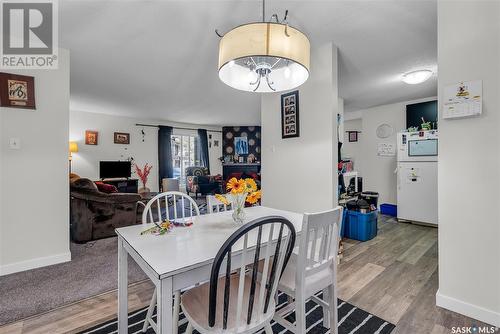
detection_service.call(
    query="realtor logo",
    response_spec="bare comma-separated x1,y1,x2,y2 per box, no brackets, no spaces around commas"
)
0,0,58,69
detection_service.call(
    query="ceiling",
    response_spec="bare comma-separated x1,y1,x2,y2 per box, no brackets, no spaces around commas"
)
61,0,437,126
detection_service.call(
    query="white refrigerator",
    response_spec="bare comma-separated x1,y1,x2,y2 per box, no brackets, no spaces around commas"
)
396,131,438,225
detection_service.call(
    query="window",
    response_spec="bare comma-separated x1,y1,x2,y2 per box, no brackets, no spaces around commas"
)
171,135,199,187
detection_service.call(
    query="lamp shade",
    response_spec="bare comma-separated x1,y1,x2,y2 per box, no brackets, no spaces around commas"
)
69,141,79,153
218,22,310,93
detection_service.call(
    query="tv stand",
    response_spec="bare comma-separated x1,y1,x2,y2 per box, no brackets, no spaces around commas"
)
102,178,138,193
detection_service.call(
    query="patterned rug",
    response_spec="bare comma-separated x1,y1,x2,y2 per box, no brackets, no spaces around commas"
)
78,292,395,334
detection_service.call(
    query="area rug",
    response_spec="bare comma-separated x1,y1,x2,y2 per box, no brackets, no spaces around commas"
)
0,237,148,326
78,292,395,334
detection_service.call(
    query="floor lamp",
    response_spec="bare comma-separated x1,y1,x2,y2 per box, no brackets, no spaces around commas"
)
69,141,78,173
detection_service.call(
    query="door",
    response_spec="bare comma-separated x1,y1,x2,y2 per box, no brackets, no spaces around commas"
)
171,135,199,188
397,161,438,225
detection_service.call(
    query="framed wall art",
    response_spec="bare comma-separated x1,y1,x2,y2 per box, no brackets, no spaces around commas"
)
348,131,359,142
85,130,98,145
234,136,249,155
281,90,299,138
114,132,130,144
0,72,36,109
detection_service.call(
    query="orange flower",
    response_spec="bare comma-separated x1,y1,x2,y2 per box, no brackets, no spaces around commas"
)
215,194,230,206
244,178,257,193
246,190,262,204
226,177,246,194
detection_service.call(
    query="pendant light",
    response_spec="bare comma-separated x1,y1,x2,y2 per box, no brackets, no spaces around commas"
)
217,0,310,93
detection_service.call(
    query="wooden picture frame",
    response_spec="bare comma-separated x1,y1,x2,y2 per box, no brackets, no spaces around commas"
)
281,90,300,138
114,132,130,144
85,130,98,145
348,131,358,142
0,72,36,109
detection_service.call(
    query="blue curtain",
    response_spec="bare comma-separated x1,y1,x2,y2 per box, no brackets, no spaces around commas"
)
158,126,173,190
197,129,210,172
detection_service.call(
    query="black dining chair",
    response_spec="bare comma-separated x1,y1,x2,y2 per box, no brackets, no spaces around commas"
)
181,216,296,334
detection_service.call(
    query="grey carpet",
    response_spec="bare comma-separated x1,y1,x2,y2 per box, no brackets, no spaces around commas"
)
0,237,148,326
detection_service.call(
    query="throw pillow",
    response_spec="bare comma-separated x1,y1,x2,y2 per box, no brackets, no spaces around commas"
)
95,182,119,194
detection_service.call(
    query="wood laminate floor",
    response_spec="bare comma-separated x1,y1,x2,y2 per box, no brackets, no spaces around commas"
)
0,215,494,334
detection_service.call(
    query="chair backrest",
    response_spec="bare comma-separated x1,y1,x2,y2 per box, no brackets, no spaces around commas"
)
296,206,343,280
142,191,200,225
185,166,209,177
206,195,232,214
208,216,296,330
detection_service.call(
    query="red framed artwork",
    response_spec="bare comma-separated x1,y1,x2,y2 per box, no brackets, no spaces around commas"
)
85,130,98,145
0,72,36,109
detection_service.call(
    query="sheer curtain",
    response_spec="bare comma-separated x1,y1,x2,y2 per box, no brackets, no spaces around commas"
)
197,129,210,172
158,126,173,191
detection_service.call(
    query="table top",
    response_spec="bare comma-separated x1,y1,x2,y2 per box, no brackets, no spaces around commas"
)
116,206,303,278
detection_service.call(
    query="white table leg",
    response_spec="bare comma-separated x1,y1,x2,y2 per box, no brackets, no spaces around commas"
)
118,237,128,334
157,276,173,334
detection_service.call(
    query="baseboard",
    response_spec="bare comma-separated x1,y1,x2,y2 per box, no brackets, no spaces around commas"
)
436,289,500,327
0,252,71,276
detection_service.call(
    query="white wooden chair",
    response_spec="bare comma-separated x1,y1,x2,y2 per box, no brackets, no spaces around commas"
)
206,194,232,214
141,191,200,334
273,207,343,334
181,216,296,334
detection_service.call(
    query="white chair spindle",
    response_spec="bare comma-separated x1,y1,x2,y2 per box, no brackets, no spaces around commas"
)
235,234,248,326
257,223,275,314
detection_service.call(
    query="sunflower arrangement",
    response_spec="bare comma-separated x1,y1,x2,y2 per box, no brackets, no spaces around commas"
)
215,177,261,223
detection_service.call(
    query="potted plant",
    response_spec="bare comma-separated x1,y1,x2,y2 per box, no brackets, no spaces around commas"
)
134,163,153,194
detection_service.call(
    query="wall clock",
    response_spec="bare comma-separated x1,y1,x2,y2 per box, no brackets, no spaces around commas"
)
376,123,393,139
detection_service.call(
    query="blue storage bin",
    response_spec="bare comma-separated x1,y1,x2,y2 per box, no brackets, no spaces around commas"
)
380,203,397,217
345,210,378,241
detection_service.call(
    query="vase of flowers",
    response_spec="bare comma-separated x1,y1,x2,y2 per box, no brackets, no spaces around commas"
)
216,177,261,224
134,163,153,194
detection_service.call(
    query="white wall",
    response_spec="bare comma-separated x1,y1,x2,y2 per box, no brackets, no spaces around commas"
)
69,110,222,192
342,118,362,165
261,42,338,213
346,96,436,205
436,1,500,326
0,49,71,275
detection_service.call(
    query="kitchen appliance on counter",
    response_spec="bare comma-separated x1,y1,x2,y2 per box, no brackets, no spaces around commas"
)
397,130,438,226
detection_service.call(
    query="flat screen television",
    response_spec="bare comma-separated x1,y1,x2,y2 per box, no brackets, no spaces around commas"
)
99,161,131,179
406,100,438,130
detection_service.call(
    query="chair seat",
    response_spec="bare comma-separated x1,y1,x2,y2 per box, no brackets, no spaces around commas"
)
181,274,275,333
278,254,334,298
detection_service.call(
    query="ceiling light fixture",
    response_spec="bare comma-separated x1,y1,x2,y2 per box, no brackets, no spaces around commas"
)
216,0,310,93
402,69,433,85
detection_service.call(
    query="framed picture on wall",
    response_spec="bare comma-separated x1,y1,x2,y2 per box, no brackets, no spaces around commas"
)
114,132,130,144
85,130,98,145
0,72,36,109
281,90,299,138
348,131,358,142
234,136,249,155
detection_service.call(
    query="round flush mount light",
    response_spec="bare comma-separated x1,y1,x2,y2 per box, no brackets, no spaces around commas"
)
402,69,433,85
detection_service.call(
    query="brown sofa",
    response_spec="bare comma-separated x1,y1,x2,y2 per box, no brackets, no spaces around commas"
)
70,178,141,243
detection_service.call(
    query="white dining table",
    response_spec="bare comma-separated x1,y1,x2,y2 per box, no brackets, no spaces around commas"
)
116,206,304,334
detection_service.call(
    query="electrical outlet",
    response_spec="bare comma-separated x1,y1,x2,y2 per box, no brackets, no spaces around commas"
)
9,138,20,150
